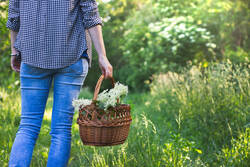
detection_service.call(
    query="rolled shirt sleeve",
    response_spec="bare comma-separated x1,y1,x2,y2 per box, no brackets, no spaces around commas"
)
80,0,103,29
6,0,20,32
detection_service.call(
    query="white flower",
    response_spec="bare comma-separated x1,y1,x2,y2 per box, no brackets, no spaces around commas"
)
206,43,216,48
72,82,129,111
97,82,128,109
178,34,185,39
72,99,92,111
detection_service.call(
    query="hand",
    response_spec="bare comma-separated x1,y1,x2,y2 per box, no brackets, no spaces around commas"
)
11,55,21,72
98,56,113,79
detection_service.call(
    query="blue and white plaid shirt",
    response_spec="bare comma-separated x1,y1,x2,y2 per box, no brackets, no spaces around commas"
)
6,0,103,69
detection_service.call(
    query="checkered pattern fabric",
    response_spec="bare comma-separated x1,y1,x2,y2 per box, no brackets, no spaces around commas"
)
6,0,103,69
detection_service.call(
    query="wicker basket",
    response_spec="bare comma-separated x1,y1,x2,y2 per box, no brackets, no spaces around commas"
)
77,74,132,146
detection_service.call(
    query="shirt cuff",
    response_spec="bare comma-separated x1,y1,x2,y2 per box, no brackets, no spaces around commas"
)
84,14,103,29
6,17,20,32
84,21,103,29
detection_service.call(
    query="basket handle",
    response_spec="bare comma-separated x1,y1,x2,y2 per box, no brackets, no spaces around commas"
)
92,74,119,103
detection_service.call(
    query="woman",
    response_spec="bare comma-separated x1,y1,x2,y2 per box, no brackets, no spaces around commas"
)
6,0,112,166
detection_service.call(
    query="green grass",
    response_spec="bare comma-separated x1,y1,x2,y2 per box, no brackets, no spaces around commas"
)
0,62,249,167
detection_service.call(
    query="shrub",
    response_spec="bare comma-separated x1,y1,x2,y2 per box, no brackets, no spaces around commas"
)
119,1,216,91
148,61,250,161
224,47,249,65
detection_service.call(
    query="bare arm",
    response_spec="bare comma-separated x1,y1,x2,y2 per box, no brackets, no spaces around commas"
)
9,30,21,72
7,0,20,54
6,0,21,72
88,25,106,58
80,0,112,78
87,25,113,78
10,30,19,54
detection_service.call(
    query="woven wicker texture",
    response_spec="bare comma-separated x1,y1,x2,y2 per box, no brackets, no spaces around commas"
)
77,74,132,146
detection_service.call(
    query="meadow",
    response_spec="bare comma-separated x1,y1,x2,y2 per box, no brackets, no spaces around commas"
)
0,62,249,167
1,0,249,166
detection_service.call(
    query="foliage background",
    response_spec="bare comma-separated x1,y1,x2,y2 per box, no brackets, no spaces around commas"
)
0,0,249,166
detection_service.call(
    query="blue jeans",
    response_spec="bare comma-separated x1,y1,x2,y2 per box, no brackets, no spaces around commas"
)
9,58,89,167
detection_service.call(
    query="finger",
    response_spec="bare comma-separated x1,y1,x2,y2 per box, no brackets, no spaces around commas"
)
101,67,106,78
104,72,108,79
16,66,20,72
106,70,111,78
110,68,113,77
105,71,109,79
107,69,112,79
107,71,112,78
13,66,19,72
108,68,113,78
12,61,20,72
105,69,110,79
11,63,15,71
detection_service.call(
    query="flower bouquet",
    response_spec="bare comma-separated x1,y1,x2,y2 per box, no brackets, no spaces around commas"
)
72,74,132,146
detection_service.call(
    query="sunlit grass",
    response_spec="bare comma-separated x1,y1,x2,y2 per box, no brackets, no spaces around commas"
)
0,2,7,18
0,62,249,166
43,92,53,121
